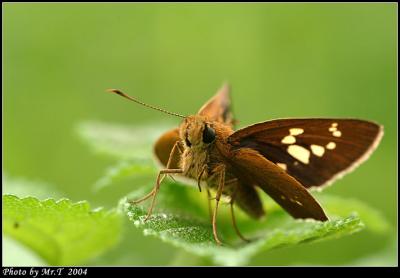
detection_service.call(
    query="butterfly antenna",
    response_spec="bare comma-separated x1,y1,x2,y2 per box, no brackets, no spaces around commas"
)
107,89,186,118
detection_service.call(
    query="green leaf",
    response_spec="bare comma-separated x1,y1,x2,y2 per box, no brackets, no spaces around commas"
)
120,181,388,266
3,175,64,200
76,121,174,159
93,159,157,191
3,195,123,265
318,195,390,234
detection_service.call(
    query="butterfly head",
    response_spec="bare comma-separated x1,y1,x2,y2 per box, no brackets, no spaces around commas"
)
179,115,216,149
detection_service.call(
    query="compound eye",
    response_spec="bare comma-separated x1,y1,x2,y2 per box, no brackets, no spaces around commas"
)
202,125,216,144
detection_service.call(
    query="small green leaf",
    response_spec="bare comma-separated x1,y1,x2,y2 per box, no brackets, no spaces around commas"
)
3,195,123,265
120,181,388,266
76,121,174,159
93,159,157,191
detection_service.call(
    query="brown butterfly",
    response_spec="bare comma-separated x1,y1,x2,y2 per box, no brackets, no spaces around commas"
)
108,84,383,245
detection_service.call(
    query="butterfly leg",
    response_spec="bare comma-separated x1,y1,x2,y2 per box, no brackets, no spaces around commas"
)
206,178,236,223
197,165,208,192
144,168,183,221
130,141,181,205
166,141,183,182
129,141,183,220
227,187,251,243
229,201,251,243
212,164,226,245
206,188,213,222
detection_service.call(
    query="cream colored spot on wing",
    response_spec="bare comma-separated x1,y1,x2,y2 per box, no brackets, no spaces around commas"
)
290,128,304,136
333,130,342,137
287,145,310,164
280,195,286,200
295,200,303,206
326,142,336,150
310,144,325,157
277,163,287,170
329,123,341,137
290,198,302,206
281,135,296,144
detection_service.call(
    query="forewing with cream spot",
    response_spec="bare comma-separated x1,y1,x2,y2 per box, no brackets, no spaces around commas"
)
229,148,328,221
228,118,383,189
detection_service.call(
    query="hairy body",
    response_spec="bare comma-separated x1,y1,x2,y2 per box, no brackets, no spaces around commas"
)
179,116,234,190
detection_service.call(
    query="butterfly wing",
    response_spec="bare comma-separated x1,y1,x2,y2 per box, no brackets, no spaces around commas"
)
228,118,383,189
154,84,235,167
198,83,235,127
153,128,181,168
229,148,328,221
232,179,265,219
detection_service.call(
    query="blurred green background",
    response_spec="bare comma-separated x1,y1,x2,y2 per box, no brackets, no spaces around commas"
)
3,3,397,266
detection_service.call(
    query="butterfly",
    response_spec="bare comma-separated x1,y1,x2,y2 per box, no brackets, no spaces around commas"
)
109,84,383,244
